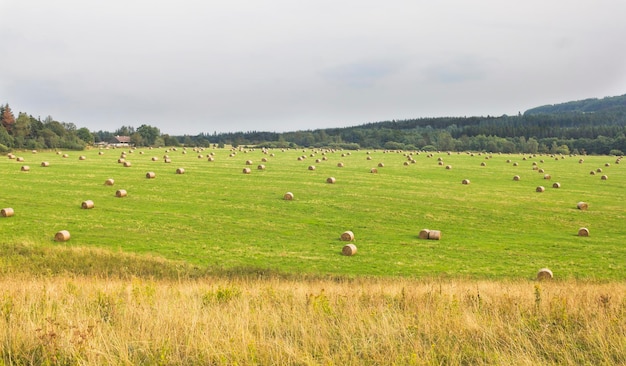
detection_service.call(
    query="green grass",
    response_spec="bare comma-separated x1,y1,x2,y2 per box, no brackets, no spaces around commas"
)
1,148,624,280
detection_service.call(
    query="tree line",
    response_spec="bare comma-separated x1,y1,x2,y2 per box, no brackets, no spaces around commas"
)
2,93,626,155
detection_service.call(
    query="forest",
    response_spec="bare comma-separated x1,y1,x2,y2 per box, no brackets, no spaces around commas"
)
2,94,626,155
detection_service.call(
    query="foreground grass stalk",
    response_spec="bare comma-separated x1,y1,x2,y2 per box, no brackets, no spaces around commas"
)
0,276,623,365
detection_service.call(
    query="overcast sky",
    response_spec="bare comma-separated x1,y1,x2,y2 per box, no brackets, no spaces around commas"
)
1,1,625,135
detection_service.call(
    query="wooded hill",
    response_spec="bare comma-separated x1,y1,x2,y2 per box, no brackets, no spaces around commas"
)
2,94,626,155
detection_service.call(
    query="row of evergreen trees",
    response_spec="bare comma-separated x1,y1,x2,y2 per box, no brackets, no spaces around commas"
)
2,99,626,155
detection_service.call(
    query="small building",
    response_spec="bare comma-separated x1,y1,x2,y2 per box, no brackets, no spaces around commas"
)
110,135,131,147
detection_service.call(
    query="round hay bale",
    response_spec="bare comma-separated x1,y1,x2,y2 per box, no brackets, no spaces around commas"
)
513,175,521,181
589,170,596,175
283,192,294,200
552,182,561,188
437,161,444,166
596,168,603,173
578,227,589,237
428,230,441,240
536,186,545,192
342,244,357,256
506,159,511,163
579,159,584,163
176,168,185,174
437,157,443,161
257,164,265,170
118,158,126,163
207,157,215,162
378,162,384,167
337,162,344,167
538,168,545,173
62,154,69,158
104,178,115,186
246,160,253,165
20,165,30,171
164,158,172,163
513,162,519,166
41,161,49,167
370,168,378,173
115,189,127,197
55,230,70,242
7,154,15,159
601,175,608,180
404,161,410,166
151,157,158,161
418,229,430,239
16,157,24,162
1,208,14,217
123,161,132,167
537,268,553,281
81,200,95,209
308,165,316,171
146,172,156,179
242,168,252,174
163,154,170,159
462,179,470,185
532,162,537,166
366,156,372,160
261,157,268,162
604,163,610,167
480,162,486,166
445,165,452,170
577,202,588,210
341,230,355,241
326,177,336,183
79,156,86,160
543,174,551,180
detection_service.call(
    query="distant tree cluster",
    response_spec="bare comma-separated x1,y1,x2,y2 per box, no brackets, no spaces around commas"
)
0,104,91,152
3,93,626,155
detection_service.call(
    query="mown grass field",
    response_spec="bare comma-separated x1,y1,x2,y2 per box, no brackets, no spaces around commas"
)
0,147,624,280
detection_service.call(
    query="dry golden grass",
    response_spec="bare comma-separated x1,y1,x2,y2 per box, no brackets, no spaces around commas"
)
0,275,623,365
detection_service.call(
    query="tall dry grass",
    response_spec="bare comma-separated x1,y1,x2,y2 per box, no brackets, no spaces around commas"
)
0,275,624,365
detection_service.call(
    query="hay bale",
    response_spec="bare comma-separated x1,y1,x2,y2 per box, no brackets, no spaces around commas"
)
146,172,156,179
578,227,589,237
513,162,519,166
257,164,265,170
152,157,158,161
552,182,561,188
81,200,95,209
123,161,132,167
41,161,49,167
261,157,268,162
480,162,486,166
326,177,336,183
577,202,588,210
243,168,252,174
366,156,372,160
55,230,71,242
513,175,520,181
370,168,378,173
536,186,545,192
462,179,470,185
543,174,551,180
246,160,253,165
176,168,185,174
283,192,294,200
342,244,357,256
164,158,172,163
605,163,610,167
589,170,596,175
427,230,441,240
207,157,215,162
79,156,86,160
337,162,344,167
378,162,384,167
20,165,30,171
596,168,603,173
537,268,553,281
115,189,127,197
16,157,24,162
538,168,545,173
308,165,316,171
104,178,115,186
341,231,355,241
1,208,14,217
62,154,69,158
601,175,608,180
579,159,584,163
418,229,430,239
438,161,444,166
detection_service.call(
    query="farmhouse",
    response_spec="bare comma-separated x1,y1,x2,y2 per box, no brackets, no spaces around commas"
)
110,135,132,147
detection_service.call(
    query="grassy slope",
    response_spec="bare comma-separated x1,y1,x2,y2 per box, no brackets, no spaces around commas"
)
0,148,624,280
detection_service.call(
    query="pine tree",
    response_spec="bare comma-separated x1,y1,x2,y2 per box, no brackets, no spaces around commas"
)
1,104,16,133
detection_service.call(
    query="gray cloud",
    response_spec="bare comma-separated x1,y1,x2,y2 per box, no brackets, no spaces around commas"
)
1,0,625,135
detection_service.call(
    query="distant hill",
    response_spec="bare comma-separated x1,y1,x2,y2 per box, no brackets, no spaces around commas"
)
524,94,626,115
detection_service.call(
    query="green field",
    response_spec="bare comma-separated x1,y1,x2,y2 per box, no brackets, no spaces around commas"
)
1,148,624,280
